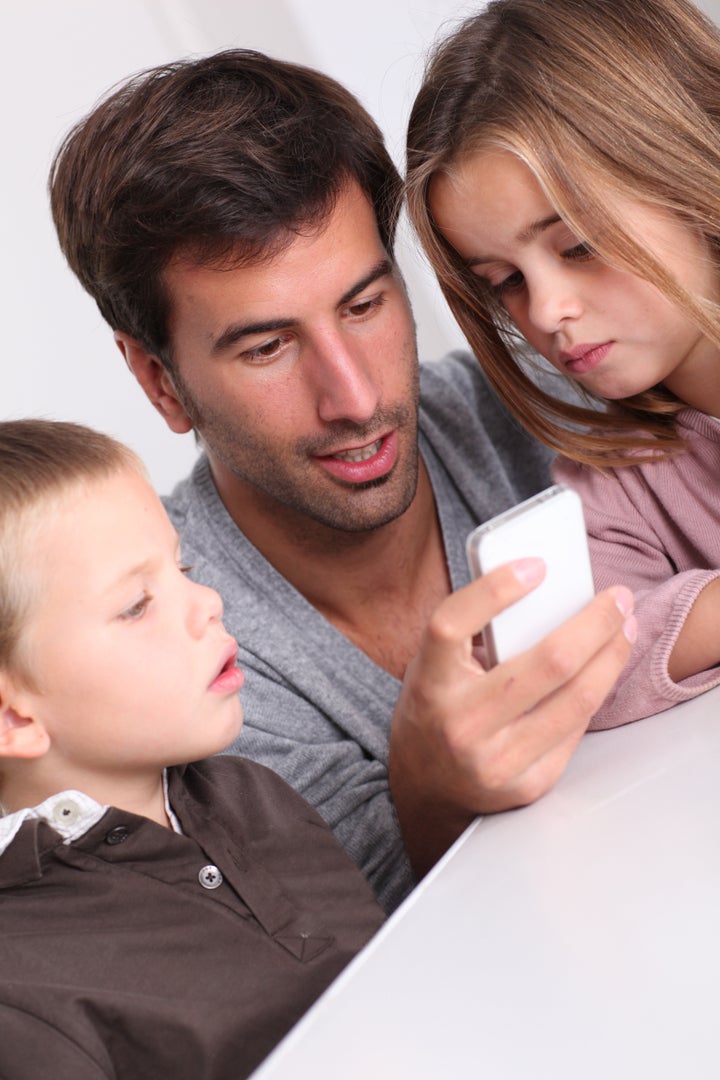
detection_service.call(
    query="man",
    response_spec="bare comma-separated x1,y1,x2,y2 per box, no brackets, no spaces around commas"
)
49,50,635,912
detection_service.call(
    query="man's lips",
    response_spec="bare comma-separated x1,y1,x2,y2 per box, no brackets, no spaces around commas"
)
329,437,383,463
209,641,244,694
315,431,398,483
558,341,613,375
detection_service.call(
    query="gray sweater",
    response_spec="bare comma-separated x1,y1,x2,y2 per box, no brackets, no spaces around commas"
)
165,352,552,911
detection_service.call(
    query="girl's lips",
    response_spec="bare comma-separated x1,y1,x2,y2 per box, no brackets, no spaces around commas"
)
316,431,398,483
559,341,613,375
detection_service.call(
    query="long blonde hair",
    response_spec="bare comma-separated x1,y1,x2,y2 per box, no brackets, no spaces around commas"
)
406,0,720,467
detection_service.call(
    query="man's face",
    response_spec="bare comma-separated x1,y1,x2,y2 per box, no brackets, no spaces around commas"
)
161,182,420,534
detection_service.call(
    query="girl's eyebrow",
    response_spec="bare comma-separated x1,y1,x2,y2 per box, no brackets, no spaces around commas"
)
466,214,562,269
516,213,562,245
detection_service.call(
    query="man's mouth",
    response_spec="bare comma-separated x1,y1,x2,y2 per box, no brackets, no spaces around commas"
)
316,432,398,483
330,438,383,463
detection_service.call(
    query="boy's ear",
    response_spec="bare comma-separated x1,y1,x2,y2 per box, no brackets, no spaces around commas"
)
0,682,50,760
114,331,194,435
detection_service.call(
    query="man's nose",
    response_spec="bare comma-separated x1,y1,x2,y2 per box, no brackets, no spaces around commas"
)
311,332,381,425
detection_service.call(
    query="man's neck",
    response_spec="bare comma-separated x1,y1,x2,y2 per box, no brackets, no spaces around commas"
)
210,457,451,679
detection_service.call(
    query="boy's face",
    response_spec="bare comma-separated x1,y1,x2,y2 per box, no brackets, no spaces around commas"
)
15,468,243,787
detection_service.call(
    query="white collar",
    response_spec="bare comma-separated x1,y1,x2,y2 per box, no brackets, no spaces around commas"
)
0,769,182,856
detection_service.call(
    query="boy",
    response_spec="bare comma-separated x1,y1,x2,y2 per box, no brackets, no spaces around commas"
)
0,419,384,1080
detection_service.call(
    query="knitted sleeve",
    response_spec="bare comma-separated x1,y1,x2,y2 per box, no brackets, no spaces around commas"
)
552,455,720,729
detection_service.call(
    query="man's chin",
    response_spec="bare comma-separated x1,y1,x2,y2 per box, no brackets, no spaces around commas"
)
309,471,419,534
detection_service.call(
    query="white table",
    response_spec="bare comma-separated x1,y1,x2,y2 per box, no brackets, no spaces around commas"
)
252,687,720,1079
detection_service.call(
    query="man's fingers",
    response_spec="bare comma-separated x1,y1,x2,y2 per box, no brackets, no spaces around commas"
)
418,558,547,680
484,585,636,717
464,591,637,808
420,584,635,772
393,578,637,825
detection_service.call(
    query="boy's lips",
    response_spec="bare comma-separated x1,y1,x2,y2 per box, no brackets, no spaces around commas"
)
315,431,398,483
559,341,613,375
209,641,244,694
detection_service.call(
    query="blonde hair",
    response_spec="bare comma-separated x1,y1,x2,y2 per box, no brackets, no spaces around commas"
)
406,0,720,467
0,420,142,684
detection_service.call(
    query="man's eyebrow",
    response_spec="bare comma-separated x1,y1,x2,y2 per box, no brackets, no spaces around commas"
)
467,215,561,268
210,258,394,355
212,317,293,356
339,258,394,305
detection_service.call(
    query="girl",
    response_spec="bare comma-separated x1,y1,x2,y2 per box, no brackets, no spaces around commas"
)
405,0,720,727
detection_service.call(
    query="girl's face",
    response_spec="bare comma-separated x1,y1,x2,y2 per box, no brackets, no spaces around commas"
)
429,150,720,409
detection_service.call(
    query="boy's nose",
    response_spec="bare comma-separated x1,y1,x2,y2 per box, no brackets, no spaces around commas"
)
188,579,224,635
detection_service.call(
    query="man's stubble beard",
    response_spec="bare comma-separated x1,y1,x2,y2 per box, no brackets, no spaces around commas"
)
168,361,421,535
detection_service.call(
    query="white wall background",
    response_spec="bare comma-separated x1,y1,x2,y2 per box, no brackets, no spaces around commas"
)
4,0,720,493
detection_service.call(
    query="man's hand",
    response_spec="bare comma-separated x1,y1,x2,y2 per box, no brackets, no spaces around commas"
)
389,558,636,878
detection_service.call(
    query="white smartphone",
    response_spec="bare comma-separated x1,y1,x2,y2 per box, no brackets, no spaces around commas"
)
466,484,595,665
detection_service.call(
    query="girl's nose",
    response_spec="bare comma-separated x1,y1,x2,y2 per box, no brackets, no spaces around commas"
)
527,269,583,334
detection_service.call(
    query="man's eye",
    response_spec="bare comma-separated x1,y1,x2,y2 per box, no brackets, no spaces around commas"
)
243,334,291,362
346,295,385,318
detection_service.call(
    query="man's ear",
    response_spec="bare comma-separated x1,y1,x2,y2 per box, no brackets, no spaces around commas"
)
0,683,50,761
114,331,194,435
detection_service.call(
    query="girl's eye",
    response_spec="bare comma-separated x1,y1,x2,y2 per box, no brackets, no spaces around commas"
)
120,593,152,621
493,270,525,296
179,564,194,575
562,241,595,262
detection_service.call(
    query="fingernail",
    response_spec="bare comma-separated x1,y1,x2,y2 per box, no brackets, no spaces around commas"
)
512,557,545,585
613,586,634,618
623,615,638,644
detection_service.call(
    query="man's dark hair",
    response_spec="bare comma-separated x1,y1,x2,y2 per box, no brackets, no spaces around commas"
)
49,49,402,366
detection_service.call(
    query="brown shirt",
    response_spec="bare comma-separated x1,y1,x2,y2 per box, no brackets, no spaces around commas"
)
0,757,385,1079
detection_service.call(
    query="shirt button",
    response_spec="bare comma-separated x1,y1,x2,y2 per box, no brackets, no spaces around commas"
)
104,825,130,846
52,798,80,826
198,864,223,890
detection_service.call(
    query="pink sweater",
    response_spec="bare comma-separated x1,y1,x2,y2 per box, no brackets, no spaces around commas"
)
552,407,720,729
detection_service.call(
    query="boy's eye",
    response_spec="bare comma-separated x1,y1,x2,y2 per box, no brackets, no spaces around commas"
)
119,593,152,621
